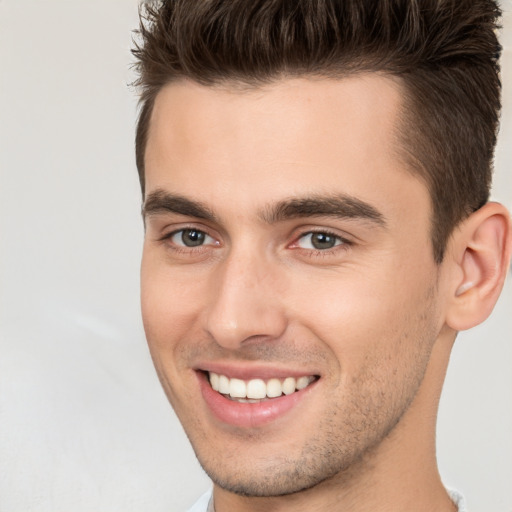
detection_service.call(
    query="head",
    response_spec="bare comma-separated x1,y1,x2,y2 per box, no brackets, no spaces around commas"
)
132,0,511,506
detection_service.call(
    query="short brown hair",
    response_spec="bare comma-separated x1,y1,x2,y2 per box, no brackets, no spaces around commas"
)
132,0,502,263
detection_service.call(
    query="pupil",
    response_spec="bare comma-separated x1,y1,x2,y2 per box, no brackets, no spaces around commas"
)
312,233,336,249
182,229,205,247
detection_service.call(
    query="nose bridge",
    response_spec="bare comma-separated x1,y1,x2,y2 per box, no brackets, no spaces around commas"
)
204,242,286,348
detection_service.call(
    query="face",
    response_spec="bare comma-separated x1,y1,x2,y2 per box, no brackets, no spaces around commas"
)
141,76,446,497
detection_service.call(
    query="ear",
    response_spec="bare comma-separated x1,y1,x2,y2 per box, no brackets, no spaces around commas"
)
445,202,512,331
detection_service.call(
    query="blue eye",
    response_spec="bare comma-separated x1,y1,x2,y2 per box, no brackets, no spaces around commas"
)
170,229,215,247
297,232,343,250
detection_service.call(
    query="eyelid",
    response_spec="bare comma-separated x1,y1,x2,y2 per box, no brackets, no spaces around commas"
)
290,227,352,245
158,225,220,246
300,233,341,249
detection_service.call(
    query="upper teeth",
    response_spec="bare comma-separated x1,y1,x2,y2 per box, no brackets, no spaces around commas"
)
208,372,315,400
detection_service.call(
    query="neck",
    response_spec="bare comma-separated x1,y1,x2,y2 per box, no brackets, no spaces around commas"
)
213,330,458,512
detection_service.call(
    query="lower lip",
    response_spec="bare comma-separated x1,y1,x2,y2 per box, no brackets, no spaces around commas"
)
197,372,317,428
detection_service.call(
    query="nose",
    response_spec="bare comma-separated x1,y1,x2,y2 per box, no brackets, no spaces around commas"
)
203,248,287,350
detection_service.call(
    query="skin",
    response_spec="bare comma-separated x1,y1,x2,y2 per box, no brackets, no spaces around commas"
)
140,75,510,511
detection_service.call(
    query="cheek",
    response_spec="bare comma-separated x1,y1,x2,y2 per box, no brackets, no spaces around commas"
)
140,256,209,411
284,263,439,373
286,269,396,334
140,253,207,355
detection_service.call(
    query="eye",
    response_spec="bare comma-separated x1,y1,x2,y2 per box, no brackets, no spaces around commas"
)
296,231,344,250
169,228,216,248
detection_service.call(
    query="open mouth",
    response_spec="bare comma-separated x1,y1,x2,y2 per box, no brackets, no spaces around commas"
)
207,371,319,403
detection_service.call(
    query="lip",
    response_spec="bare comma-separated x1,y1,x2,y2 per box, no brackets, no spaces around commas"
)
197,370,319,428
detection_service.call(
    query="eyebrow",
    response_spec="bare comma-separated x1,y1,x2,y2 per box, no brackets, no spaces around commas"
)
143,189,218,222
260,195,387,227
143,189,386,227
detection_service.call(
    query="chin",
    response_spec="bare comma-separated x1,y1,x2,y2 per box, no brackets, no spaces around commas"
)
205,466,334,498
192,436,360,498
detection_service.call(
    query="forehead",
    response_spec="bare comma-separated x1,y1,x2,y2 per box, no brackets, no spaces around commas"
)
144,75,429,224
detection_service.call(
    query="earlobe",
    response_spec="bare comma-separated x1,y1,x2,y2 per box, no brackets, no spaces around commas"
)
445,202,512,332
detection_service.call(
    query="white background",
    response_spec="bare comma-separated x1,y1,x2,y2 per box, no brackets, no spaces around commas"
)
0,1,511,511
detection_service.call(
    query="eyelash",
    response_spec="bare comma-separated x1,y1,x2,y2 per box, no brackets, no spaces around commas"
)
158,227,353,256
292,230,352,256
158,226,216,252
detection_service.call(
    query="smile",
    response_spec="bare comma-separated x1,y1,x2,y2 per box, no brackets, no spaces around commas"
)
197,368,320,427
208,372,317,402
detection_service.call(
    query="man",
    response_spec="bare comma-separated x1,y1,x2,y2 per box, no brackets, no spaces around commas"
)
132,1,511,511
